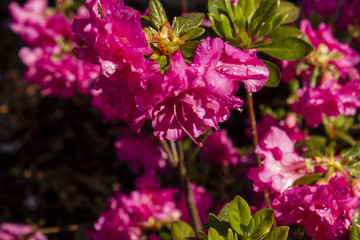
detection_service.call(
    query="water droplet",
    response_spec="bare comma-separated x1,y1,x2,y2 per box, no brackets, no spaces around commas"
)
211,80,215,86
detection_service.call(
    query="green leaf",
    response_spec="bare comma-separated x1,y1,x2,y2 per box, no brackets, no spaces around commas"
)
208,0,227,17
267,26,304,40
249,0,280,35
350,224,360,240
171,221,195,240
262,60,280,87
173,13,205,37
199,232,209,240
237,29,251,48
180,41,201,58
276,2,300,24
295,137,327,158
352,205,360,225
229,196,252,236
204,213,231,236
225,0,235,24
226,228,234,240
209,14,224,37
220,14,234,39
263,226,289,240
238,0,255,21
180,27,205,41
258,37,313,60
347,161,360,179
208,228,222,240
342,144,360,160
217,202,231,222
292,173,324,186
247,209,274,240
149,0,168,31
271,13,288,31
257,22,273,38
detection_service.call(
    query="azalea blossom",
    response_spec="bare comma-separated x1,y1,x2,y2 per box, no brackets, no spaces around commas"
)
248,127,309,194
0,223,47,240
88,175,180,240
273,176,360,240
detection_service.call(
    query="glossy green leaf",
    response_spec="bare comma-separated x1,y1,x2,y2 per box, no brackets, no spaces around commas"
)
208,228,222,240
350,224,360,240
208,0,227,17
295,137,327,157
180,27,205,41
271,13,288,31
347,161,360,179
209,14,224,37
180,41,200,58
238,0,255,20
263,226,289,240
267,26,304,40
292,173,324,186
217,202,231,222
341,144,360,160
247,209,274,240
204,213,231,236
173,13,205,37
225,0,235,24
352,205,360,225
277,1,300,24
249,0,280,35
262,60,280,87
220,14,234,39
258,37,313,60
257,22,273,38
229,196,251,235
199,232,209,240
171,221,195,240
149,0,168,30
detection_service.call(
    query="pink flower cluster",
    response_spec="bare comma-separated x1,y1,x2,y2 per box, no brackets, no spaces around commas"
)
114,128,168,175
273,176,360,240
88,175,181,240
283,20,360,127
248,127,308,194
88,175,212,240
0,223,47,240
9,0,100,98
72,0,269,142
201,129,240,167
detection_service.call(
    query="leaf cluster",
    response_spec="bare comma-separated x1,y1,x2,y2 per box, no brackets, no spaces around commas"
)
170,196,288,240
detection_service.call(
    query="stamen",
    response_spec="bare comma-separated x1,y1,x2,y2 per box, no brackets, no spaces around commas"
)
173,102,203,147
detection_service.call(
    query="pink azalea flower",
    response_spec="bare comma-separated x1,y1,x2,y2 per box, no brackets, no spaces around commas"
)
273,176,360,240
152,37,268,143
9,0,100,98
201,129,240,167
72,0,163,131
114,128,168,174
177,183,212,224
248,127,308,194
0,223,47,240
88,175,181,240
300,0,338,18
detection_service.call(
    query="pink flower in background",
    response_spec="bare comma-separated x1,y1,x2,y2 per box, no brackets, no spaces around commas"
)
300,20,360,80
9,0,100,98
245,114,304,142
177,183,212,224
248,127,308,194
0,223,47,240
337,0,360,30
273,176,360,240
202,129,240,167
88,175,180,240
300,0,338,18
115,128,168,174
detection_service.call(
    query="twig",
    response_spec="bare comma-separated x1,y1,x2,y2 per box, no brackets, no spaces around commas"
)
181,0,188,13
160,140,177,167
246,91,277,227
176,141,202,236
